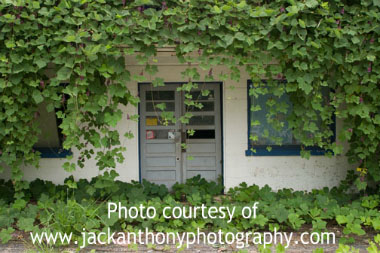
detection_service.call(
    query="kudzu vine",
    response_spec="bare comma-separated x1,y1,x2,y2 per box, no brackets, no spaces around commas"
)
0,0,380,194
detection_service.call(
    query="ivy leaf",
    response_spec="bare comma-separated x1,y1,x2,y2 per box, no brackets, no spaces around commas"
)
12,199,27,210
32,1,40,8
373,115,380,125
5,40,15,49
236,1,247,10
124,131,134,139
65,180,77,189
297,78,313,94
135,0,153,5
351,37,360,44
63,34,77,43
152,77,164,87
155,103,166,111
17,217,35,232
222,5,232,11
224,34,234,46
63,162,76,172
336,215,347,224
34,58,47,68
286,6,299,16
274,208,288,223
32,90,44,104
298,19,306,28
305,0,319,8
0,228,14,244
331,143,343,155
104,110,122,127
367,55,376,62
92,33,102,41
235,32,246,41
212,6,222,14
310,41,320,48
354,178,367,191
300,150,311,159
312,219,327,230
56,67,72,81
372,218,380,230
350,223,366,236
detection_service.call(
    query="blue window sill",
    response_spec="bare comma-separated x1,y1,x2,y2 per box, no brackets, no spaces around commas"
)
34,148,72,158
245,146,327,156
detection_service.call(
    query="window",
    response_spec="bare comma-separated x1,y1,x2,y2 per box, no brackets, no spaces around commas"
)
246,80,335,156
33,84,71,158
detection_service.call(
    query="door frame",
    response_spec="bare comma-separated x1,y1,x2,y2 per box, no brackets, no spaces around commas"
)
137,81,224,187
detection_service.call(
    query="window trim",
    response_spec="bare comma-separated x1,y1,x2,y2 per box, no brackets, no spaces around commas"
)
245,80,336,156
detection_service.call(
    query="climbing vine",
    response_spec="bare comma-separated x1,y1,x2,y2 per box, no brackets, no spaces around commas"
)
1,0,380,193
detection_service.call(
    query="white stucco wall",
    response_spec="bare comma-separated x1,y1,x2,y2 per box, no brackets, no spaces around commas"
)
1,52,354,191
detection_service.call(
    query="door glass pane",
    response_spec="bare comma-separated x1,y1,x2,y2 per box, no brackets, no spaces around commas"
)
146,102,175,112
146,130,175,140
186,102,214,112
146,116,175,126
189,90,215,100
146,91,174,100
188,116,214,125
187,130,215,139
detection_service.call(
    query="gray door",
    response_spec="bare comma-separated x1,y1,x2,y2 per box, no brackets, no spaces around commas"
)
139,83,222,188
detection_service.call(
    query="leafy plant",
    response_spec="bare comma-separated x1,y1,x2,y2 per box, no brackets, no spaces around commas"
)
0,0,379,196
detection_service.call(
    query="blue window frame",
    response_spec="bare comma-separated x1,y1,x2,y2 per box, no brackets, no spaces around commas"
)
246,80,335,156
33,84,71,158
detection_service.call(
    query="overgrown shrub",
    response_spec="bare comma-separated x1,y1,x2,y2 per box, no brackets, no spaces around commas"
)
0,175,379,248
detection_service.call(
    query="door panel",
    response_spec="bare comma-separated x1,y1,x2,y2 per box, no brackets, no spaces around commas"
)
187,143,216,153
140,83,222,188
140,85,181,188
186,170,216,181
183,84,221,183
145,171,177,181
146,143,176,153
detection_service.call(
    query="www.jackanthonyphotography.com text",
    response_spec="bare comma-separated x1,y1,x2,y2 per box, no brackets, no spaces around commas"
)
30,201,336,249
30,227,336,249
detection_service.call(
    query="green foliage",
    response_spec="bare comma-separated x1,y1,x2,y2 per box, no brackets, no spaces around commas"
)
172,174,223,201
0,0,379,191
0,175,379,248
0,227,14,244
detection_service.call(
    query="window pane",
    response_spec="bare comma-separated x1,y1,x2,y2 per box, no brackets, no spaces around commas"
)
187,130,215,139
188,116,214,125
189,90,214,100
146,102,175,112
146,130,175,139
34,102,61,148
250,92,299,145
146,116,175,126
186,102,214,112
146,91,174,100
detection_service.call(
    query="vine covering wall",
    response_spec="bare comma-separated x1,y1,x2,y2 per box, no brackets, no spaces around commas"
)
0,0,379,194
